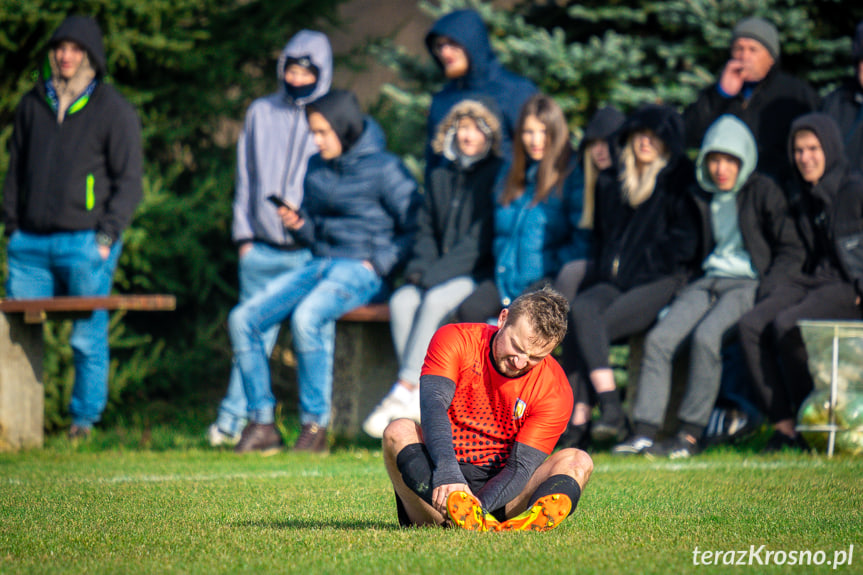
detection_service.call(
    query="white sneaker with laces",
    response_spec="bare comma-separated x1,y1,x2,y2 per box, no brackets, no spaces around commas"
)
207,423,241,447
362,384,421,438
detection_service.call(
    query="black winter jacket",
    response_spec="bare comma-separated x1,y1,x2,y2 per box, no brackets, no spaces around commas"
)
786,114,863,297
821,80,863,172
404,154,502,289
2,18,142,242
684,67,818,181
691,172,805,300
592,105,700,291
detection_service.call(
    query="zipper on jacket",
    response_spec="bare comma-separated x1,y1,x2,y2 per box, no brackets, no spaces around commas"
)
611,255,620,278
86,174,95,210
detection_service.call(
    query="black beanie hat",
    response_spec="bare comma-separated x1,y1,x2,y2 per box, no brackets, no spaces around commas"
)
307,90,364,154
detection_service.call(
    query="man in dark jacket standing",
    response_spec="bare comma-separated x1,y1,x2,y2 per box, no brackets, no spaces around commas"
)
684,17,818,181
822,21,863,171
424,9,537,174
2,15,143,439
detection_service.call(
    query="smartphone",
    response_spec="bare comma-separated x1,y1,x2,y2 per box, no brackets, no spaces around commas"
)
267,195,298,211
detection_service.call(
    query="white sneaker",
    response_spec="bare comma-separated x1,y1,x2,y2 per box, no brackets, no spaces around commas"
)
362,385,421,438
207,423,241,447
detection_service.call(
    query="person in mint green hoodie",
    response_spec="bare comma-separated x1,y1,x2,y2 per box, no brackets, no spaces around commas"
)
613,114,804,459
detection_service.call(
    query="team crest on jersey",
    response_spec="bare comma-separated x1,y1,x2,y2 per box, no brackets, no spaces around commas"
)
513,398,527,420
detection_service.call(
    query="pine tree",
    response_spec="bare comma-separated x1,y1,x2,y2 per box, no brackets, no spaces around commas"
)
371,0,863,163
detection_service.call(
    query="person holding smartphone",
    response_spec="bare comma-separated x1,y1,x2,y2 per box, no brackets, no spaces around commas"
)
207,30,333,447
229,90,419,454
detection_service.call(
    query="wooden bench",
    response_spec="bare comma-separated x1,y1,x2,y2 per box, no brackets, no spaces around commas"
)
331,303,397,438
0,295,176,451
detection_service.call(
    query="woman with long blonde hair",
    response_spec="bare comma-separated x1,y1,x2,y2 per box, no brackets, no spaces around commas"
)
559,104,700,449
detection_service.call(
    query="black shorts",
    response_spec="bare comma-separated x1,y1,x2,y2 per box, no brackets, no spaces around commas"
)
395,443,505,525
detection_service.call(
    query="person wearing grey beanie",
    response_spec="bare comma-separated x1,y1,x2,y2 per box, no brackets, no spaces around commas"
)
684,16,818,181
821,21,863,171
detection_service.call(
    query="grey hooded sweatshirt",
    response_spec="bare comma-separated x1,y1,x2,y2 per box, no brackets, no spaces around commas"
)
232,30,332,247
696,114,760,279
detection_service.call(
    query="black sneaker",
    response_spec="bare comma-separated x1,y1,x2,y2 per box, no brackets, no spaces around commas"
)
612,435,654,456
556,422,591,451
591,412,627,442
68,424,92,441
645,433,700,459
234,423,283,455
293,423,328,453
762,430,808,454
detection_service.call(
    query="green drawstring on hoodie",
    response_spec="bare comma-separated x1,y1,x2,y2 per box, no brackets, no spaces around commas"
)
86,174,95,210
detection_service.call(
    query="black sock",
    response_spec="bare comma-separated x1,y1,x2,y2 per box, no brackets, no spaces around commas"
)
597,390,623,422
395,443,434,506
529,474,582,515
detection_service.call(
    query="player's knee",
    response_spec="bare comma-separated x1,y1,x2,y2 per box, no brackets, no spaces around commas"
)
559,447,594,483
382,418,418,454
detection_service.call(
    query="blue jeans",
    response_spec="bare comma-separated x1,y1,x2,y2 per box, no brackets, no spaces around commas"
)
6,230,122,427
215,243,312,435
228,257,382,426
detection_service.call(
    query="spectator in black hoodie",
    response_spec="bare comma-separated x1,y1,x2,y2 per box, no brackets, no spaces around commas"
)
2,15,143,440
737,113,863,452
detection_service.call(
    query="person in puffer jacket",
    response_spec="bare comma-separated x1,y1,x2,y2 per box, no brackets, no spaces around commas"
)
3,15,142,439
737,112,863,453
209,30,333,448
362,99,504,439
455,93,591,324
228,90,420,454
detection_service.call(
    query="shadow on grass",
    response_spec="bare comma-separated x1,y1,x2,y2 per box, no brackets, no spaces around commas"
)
232,518,401,531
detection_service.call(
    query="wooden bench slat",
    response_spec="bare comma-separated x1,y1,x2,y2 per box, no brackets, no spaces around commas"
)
0,295,176,315
339,303,390,322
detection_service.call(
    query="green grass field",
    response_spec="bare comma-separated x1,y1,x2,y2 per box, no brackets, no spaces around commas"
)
2,424,862,575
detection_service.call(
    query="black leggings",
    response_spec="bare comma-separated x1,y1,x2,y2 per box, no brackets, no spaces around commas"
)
456,278,550,323
737,276,861,423
563,276,685,401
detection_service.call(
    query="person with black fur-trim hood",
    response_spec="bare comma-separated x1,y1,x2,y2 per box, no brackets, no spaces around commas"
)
560,104,701,448
2,15,143,440
822,21,863,171
737,113,863,453
362,100,504,439
684,17,818,181
424,9,537,176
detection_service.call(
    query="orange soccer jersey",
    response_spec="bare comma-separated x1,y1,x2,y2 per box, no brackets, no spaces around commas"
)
421,323,573,469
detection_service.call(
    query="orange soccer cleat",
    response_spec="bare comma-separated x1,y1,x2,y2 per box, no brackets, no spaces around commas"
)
496,493,571,532
446,491,500,532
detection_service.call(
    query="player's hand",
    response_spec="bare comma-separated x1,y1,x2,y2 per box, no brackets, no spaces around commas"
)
431,483,474,517
98,245,111,260
278,206,304,230
719,59,745,96
238,243,252,258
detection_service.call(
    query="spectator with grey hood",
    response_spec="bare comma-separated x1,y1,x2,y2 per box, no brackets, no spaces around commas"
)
737,113,863,452
207,30,333,447
822,21,863,171
2,15,142,439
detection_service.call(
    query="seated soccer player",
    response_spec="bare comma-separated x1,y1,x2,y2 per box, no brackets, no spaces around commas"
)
381,287,593,532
